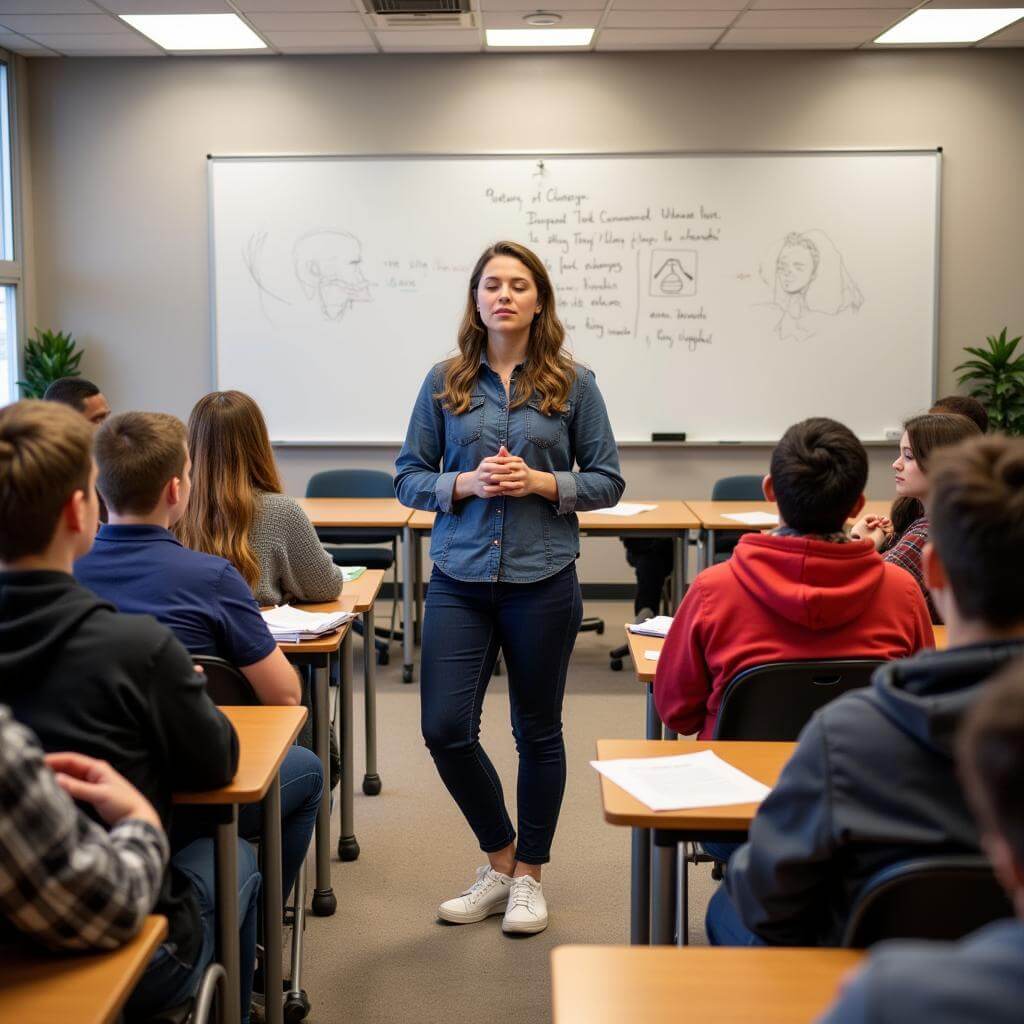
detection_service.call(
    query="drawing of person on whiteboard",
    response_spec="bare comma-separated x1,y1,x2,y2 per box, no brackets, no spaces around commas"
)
759,230,863,342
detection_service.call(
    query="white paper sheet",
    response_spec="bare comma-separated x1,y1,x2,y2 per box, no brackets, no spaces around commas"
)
589,503,658,517
627,615,674,638
591,750,771,812
720,511,779,526
643,650,660,662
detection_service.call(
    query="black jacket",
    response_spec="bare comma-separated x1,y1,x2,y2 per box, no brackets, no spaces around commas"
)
0,570,238,963
725,640,1024,947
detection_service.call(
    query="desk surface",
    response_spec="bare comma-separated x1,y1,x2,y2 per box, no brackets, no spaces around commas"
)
597,739,793,830
297,497,411,528
626,628,664,685
687,499,891,531
408,501,700,532
0,915,168,1024
551,946,864,1024
175,705,307,805
933,624,947,650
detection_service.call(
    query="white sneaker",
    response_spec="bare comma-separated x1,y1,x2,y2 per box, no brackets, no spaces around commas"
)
438,866,513,924
502,875,548,934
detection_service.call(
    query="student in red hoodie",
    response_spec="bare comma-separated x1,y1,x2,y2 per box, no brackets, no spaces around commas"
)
654,417,934,741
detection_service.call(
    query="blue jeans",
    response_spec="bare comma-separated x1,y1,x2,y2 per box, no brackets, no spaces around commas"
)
420,563,583,865
238,744,323,901
705,885,767,946
126,837,261,1022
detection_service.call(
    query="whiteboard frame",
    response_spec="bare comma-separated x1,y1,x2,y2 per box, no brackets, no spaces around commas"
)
207,148,942,446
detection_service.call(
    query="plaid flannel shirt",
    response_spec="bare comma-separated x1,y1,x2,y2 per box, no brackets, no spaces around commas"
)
0,705,169,951
883,515,940,622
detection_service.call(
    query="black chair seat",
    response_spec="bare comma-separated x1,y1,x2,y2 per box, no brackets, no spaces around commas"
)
192,655,259,706
325,546,394,570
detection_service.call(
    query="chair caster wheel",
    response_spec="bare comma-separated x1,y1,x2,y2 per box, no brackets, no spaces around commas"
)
338,836,360,861
610,658,623,671
284,989,311,1022
311,889,336,917
597,622,605,635
362,774,382,796
377,648,390,666
402,666,414,683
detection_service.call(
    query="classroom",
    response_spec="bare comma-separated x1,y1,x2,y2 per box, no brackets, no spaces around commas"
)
1,4,1024,1024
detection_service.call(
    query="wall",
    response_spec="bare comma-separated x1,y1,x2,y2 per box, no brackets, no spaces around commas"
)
24,50,1024,584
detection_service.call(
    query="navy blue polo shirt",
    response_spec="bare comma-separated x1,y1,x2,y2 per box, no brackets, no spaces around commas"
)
74,524,276,667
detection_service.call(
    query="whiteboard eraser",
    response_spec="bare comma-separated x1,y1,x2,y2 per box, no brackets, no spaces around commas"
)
884,427,902,441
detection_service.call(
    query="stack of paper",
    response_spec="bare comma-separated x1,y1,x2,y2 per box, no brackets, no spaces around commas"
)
591,750,771,812
261,605,355,643
721,511,779,526
340,566,366,582
627,615,675,638
590,502,658,517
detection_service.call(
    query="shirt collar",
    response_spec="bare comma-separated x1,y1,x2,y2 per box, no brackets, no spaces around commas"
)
96,523,182,545
771,525,850,544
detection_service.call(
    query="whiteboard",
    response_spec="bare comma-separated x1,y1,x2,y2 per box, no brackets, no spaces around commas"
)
208,151,940,443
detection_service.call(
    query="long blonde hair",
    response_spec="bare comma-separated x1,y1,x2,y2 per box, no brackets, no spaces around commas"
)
175,391,283,589
437,240,575,416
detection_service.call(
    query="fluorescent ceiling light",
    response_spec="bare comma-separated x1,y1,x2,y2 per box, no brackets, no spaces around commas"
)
875,8,1024,44
119,13,266,51
486,28,594,47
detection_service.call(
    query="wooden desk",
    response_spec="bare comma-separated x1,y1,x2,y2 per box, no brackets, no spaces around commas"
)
933,624,947,650
551,946,864,1024
598,738,794,947
627,629,664,688
0,916,167,1024
176,705,306,1024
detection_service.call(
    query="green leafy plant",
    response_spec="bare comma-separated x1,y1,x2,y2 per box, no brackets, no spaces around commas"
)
17,328,83,399
954,327,1024,436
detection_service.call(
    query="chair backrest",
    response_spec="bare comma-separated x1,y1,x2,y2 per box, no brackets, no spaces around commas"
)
842,855,1013,948
192,655,260,707
711,474,764,501
713,659,882,741
305,469,395,499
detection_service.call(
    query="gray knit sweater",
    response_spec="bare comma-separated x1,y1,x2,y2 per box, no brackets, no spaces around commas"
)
251,492,344,607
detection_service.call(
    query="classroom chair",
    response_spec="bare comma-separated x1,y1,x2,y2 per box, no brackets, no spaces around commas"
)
147,961,228,1024
710,474,764,563
305,469,398,664
192,655,260,706
842,855,1013,948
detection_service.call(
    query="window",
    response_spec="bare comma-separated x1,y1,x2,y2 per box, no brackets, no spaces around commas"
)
0,56,21,407
0,285,14,403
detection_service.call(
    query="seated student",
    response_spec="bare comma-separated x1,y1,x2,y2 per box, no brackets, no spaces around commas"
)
931,393,988,433
0,400,256,1020
621,538,673,621
850,413,981,621
74,411,322,908
710,434,1024,947
43,376,111,427
176,390,344,607
654,417,933,741
0,707,167,952
817,657,1024,1024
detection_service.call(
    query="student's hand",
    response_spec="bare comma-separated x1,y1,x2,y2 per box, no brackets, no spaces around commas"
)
45,752,163,831
850,514,891,551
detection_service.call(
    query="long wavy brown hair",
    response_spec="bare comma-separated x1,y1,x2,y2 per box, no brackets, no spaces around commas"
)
436,240,575,416
175,391,283,590
891,412,982,537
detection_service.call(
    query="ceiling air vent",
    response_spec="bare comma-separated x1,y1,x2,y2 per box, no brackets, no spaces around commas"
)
363,0,477,29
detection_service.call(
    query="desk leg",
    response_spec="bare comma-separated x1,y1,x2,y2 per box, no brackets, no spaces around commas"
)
362,604,381,796
214,810,242,1024
414,530,424,646
651,841,677,945
402,525,415,684
630,684,662,946
671,530,687,610
676,841,688,947
337,629,359,861
703,528,714,573
261,777,284,1024
310,661,336,917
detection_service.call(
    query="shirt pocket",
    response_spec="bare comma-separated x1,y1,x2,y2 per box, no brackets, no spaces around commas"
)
525,400,569,449
446,395,486,446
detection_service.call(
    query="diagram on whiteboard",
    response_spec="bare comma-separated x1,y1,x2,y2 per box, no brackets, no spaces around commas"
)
243,228,373,325
650,250,697,297
758,230,863,342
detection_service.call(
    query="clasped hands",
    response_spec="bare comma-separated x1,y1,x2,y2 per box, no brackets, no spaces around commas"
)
850,513,894,551
461,445,537,500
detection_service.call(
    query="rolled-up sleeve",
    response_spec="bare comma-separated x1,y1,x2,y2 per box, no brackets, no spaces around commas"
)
558,368,625,514
395,369,456,512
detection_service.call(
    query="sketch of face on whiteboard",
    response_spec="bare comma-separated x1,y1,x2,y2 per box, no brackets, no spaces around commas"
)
243,229,373,327
759,230,863,342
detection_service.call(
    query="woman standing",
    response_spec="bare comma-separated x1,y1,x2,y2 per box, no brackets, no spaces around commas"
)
395,241,624,935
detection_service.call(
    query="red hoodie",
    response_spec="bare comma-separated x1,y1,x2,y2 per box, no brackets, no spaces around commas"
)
653,533,935,739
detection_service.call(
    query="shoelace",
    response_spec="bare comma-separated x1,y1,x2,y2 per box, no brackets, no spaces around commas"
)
464,871,497,905
508,880,536,913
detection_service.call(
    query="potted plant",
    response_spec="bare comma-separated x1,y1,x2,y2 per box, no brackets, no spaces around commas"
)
954,327,1024,436
17,328,84,399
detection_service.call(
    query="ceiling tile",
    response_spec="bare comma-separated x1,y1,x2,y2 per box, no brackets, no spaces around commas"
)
234,0,360,11
926,0,1024,6
103,0,232,12
247,12,366,30
0,14,126,33
481,0,610,10
377,28,481,48
0,1,96,11
0,31,58,52
610,0,746,9
483,10,603,27
264,28,375,46
718,26,872,45
737,8,907,27
30,32,165,53
604,9,736,27
596,26,720,45
751,0,913,8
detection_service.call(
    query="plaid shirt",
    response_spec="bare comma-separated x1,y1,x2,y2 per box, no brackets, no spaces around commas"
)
0,705,169,951
883,515,939,622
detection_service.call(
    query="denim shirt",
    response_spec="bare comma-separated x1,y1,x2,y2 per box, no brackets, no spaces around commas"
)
395,358,625,583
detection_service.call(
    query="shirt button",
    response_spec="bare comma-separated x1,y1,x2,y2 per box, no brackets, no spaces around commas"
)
493,539,500,546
